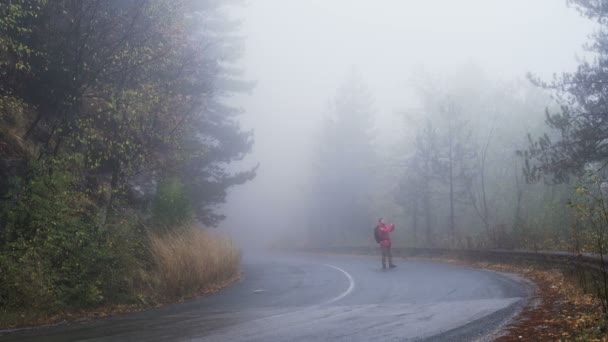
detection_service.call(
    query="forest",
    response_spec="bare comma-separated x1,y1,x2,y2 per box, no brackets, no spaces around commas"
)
303,0,608,257
3,0,608,332
0,0,251,323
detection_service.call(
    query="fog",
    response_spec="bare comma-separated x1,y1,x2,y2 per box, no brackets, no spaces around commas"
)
10,1,608,332
222,0,596,247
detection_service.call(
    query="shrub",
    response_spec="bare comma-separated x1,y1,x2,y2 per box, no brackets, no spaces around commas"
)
151,177,193,231
0,157,141,309
146,225,240,300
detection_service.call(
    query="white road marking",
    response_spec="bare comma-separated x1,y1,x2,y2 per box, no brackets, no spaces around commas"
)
323,264,355,304
224,263,357,325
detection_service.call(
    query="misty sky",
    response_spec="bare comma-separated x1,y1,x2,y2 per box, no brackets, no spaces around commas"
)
223,0,597,243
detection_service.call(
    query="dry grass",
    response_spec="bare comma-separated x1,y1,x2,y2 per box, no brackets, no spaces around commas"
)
0,226,240,330
147,225,241,300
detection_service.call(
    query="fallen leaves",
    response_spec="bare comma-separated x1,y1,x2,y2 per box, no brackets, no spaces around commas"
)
415,257,608,341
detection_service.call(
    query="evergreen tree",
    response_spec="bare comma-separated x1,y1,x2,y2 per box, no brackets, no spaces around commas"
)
0,0,255,309
524,0,608,182
0,0,255,226
309,71,376,244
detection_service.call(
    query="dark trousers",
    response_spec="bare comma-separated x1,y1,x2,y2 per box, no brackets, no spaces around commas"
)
381,245,392,268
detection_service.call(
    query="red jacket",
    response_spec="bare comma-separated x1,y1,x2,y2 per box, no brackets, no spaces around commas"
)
377,223,395,247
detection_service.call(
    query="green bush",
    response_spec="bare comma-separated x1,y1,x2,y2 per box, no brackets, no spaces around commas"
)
0,157,139,309
152,177,193,231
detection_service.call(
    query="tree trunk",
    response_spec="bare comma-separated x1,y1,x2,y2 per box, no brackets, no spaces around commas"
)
448,123,455,239
423,159,432,245
412,198,418,243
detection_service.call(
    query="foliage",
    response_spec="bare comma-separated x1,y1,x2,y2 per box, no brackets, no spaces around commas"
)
1,156,109,309
0,0,253,320
152,177,193,230
387,67,580,250
0,0,45,70
523,0,608,183
567,175,608,311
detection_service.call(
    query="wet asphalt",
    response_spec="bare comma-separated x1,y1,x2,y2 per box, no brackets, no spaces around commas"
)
0,252,529,341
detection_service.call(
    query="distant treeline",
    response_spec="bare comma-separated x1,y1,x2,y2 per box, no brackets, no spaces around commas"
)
306,0,608,257
0,0,253,321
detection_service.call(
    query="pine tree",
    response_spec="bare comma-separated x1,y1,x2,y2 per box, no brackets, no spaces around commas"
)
524,0,608,182
309,71,376,244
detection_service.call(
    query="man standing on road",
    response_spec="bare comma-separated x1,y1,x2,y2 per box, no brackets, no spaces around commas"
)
375,218,396,269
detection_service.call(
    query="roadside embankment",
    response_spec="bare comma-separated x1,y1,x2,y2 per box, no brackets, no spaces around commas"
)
0,225,240,330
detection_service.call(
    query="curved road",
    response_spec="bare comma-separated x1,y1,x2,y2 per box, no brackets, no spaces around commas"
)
0,252,528,341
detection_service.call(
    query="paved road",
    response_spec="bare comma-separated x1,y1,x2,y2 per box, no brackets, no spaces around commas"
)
0,252,528,341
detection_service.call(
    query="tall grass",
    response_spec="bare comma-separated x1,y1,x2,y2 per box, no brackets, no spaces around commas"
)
147,225,240,300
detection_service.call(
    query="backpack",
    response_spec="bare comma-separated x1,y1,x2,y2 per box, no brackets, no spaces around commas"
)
373,226,381,243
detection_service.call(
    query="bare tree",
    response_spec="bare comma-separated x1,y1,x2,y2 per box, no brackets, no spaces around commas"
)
468,124,494,242
435,99,476,241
